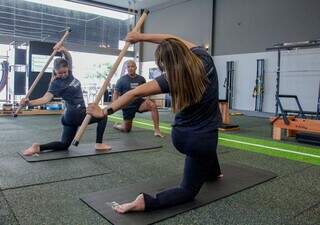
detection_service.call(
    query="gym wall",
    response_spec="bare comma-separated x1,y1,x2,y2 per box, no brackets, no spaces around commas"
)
140,0,213,89
214,0,320,55
213,0,320,113
141,0,213,62
140,0,320,113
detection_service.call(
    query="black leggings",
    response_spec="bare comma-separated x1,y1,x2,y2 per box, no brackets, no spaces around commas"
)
143,127,221,211
39,108,107,151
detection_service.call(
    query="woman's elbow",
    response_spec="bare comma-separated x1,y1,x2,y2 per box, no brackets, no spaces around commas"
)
43,96,52,104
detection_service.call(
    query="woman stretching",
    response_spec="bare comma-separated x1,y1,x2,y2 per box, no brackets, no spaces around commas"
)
21,43,111,156
87,32,222,213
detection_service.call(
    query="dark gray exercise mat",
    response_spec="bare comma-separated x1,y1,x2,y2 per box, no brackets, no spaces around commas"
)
80,164,277,225
19,139,162,162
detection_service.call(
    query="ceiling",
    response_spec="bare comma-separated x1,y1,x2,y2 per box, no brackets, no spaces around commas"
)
0,0,191,52
88,0,189,11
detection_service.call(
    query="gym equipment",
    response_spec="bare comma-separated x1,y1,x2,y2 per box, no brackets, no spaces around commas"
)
219,100,240,131
224,61,235,109
149,94,166,108
72,10,149,146
1,103,13,115
0,109,63,116
266,39,320,115
46,102,63,110
0,60,9,96
14,28,71,117
220,61,241,127
253,59,265,112
296,132,320,146
270,95,320,145
81,163,276,225
19,138,161,162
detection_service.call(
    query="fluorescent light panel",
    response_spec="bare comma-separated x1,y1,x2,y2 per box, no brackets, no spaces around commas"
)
22,0,134,20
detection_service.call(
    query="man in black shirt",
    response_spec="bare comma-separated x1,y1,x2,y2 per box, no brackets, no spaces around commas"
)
113,60,163,137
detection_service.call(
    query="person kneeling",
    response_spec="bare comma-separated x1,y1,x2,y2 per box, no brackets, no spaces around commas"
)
112,60,163,137
21,43,111,156
87,32,222,214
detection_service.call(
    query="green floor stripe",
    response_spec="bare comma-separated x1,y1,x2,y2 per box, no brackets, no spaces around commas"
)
111,114,172,130
219,138,320,166
219,133,320,156
109,115,320,165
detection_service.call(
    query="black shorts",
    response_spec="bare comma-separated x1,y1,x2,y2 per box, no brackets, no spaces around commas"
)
122,98,145,120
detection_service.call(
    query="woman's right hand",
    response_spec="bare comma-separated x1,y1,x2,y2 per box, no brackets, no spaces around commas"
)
20,98,30,106
126,31,143,44
87,103,106,118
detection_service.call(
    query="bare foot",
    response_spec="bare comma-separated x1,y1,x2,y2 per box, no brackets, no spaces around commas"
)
95,143,112,152
206,173,224,182
113,194,145,214
23,143,40,156
113,123,123,131
217,174,224,179
154,130,164,138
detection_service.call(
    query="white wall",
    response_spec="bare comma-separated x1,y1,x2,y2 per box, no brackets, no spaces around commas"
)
214,0,320,55
141,47,320,113
142,0,213,61
214,48,320,113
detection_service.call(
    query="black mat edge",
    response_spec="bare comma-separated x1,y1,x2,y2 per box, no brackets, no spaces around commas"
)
18,144,162,163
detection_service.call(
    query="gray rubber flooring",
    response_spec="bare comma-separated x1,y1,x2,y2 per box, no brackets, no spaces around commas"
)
0,114,319,225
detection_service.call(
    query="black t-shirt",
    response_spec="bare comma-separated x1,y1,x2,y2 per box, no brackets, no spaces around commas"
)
115,74,146,109
48,74,85,110
155,46,221,131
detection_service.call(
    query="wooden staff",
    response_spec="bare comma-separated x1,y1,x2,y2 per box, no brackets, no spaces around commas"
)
14,28,72,117
72,9,149,146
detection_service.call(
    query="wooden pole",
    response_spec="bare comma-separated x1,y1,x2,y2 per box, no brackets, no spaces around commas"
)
72,9,149,146
14,28,72,117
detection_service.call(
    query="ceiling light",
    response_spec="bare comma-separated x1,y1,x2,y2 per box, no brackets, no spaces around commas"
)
22,0,134,20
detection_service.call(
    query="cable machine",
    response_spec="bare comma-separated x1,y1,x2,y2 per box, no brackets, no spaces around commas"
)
253,59,265,112
268,39,320,146
266,39,320,115
224,61,235,109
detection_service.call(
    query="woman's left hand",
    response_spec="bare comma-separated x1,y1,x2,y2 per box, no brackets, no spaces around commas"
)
87,103,105,118
126,31,142,44
53,41,65,52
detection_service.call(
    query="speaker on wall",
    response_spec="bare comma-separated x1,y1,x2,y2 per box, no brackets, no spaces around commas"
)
15,49,26,65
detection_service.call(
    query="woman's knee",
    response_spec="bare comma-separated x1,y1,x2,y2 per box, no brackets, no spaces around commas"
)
61,115,76,127
147,100,157,111
61,116,68,126
181,187,199,200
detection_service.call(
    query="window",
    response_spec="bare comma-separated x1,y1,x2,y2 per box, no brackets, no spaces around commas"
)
0,0,135,53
